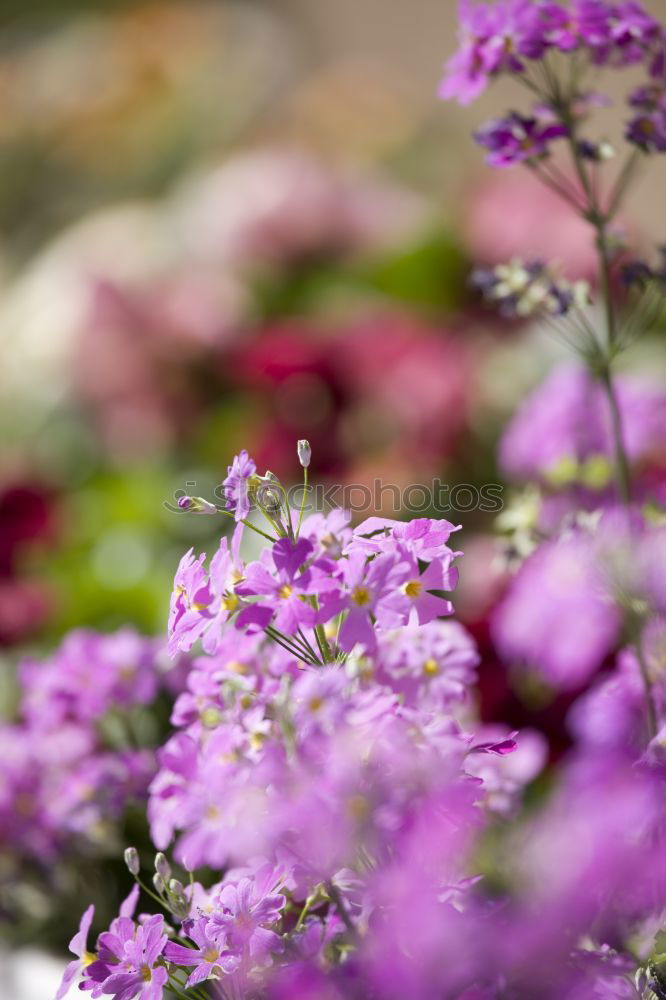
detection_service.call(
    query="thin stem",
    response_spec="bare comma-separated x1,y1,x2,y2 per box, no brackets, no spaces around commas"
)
265,625,318,664
297,467,308,536
326,881,359,941
295,895,314,931
297,627,321,664
634,630,657,742
598,366,631,505
606,148,642,220
218,507,275,543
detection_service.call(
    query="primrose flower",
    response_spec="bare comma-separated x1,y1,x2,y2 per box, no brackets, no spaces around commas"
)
164,917,240,986
236,537,317,636
474,112,568,167
438,0,544,105
55,904,95,999
223,449,257,521
211,876,286,963
89,914,168,1000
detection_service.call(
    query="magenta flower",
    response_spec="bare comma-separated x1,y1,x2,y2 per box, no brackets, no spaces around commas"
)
439,0,542,105
55,903,95,999
236,538,316,635
168,548,210,655
319,550,405,653
377,547,458,628
200,527,245,655
492,534,621,688
89,914,168,1000
222,449,257,521
474,112,568,167
211,876,286,962
164,917,239,987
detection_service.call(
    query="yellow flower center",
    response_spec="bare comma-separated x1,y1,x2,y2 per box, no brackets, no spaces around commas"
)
403,580,422,599
352,586,371,606
222,593,239,612
278,584,293,599
203,947,220,963
141,964,152,982
308,696,323,712
423,658,439,677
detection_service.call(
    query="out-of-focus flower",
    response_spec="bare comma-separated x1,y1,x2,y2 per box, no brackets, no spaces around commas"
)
492,532,622,688
499,363,666,495
171,149,425,273
474,112,568,168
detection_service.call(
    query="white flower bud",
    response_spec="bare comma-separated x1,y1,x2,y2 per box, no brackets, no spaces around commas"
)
297,440,311,469
155,852,171,881
124,846,140,875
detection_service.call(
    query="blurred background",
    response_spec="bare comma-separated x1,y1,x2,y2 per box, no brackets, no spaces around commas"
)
0,0,665,988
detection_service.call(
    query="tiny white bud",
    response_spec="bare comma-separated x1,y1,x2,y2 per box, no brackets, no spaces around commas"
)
297,440,311,469
169,878,185,898
124,847,140,875
155,852,171,881
153,872,166,894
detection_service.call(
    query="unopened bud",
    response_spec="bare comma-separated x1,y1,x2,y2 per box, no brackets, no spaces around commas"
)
153,873,166,895
124,847,140,876
169,878,185,898
297,440,311,469
178,495,218,515
155,852,171,881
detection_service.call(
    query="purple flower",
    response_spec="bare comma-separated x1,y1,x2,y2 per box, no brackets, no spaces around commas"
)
373,621,479,710
54,904,95,999
377,547,458,628
89,914,168,1000
211,876,286,962
439,0,542,105
236,538,316,636
474,112,568,167
499,363,666,491
492,534,621,688
222,449,257,521
626,108,666,150
168,548,210,655
164,917,239,987
199,527,245,655
319,551,404,653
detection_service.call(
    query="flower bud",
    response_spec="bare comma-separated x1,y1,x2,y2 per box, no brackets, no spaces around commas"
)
297,440,311,468
153,872,165,895
169,878,185,897
124,846,140,875
178,495,218,515
154,852,171,881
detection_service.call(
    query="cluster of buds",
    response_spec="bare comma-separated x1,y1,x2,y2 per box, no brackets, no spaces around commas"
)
472,259,592,318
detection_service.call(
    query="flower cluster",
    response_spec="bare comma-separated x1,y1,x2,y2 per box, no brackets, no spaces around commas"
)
1,629,186,862
59,447,555,999
440,0,663,106
474,110,568,167
169,477,462,660
627,50,666,151
472,259,591,317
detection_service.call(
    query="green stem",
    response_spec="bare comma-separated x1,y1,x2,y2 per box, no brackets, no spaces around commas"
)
218,507,275,543
326,881,359,941
297,467,308,536
634,630,657,742
597,366,631,505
